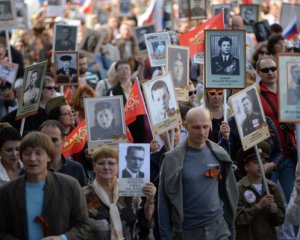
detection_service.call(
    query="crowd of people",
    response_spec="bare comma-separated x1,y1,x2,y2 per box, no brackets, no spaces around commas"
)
1,0,300,239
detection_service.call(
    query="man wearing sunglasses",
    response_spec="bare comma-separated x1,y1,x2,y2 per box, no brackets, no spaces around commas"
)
258,55,297,229
211,36,240,75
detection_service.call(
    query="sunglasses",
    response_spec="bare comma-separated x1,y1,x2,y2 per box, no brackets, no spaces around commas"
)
260,67,277,73
189,90,197,96
44,86,57,91
208,90,224,96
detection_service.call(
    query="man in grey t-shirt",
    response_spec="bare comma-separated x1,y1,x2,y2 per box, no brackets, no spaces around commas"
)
158,107,238,240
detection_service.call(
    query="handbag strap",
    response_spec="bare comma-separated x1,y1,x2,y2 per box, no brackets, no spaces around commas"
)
261,91,278,118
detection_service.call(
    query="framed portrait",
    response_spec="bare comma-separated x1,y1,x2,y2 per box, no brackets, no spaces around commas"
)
230,85,270,150
54,51,79,85
0,61,18,100
280,3,300,34
252,20,271,43
53,24,77,56
134,25,155,53
142,72,182,137
0,0,16,30
79,28,105,62
190,0,207,20
97,9,108,25
84,96,127,154
240,4,259,33
278,54,300,122
16,61,47,119
166,45,189,101
119,143,150,197
119,0,131,17
205,30,245,89
46,0,66,17
15,2,28,29
144,32,171,67
211,4,230,30
178,0,190,19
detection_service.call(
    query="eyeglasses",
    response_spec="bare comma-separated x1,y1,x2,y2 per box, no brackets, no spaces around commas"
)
96,161,116,166
260,67,277,73
116,66,131,72
208,90,224,96
44,86,57,91
189,90,197,96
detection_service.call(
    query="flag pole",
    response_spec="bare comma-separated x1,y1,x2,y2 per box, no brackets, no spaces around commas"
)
254,144,270,194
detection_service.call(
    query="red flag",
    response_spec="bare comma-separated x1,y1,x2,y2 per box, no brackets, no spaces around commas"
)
62,120,87,158
64,85,73,105
124,79,147,125
179,13,225,57
243,0,253,3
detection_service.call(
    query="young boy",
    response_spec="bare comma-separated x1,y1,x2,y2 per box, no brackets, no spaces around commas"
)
235,141,285,240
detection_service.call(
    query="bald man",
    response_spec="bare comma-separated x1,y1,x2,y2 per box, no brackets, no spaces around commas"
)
158,107,238,240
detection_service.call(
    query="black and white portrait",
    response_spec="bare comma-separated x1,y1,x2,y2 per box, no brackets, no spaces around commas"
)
0,0,12,20
152,41,166,59
85,97,125,142
134,25,155,52
241,4,259,32
55,51,78,85
211,35,240,75
15,2,28,29
166,46,189,88
23,69,42,106
240,89,264,137
80,28,104,58
287,63,300,105
190,0,206,19
46,0,65,17
212,4,230,29
54,24,77,51
121,145,146,178
48,0,61,6
178,0,190,19
0,62,18,85
97,9,108,25
119,0,131,17
253,20,271,42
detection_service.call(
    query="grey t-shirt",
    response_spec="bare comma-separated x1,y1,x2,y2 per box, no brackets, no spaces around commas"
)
182,145,223,229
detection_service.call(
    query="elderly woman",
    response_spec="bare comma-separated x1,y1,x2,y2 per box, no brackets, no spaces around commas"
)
0,125,22,186
84,145,156,239
90,101,123,141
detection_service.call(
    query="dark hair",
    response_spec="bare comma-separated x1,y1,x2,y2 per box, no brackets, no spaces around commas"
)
179,103,192,121
94,101,114,125
151,80,169,100
48,107,62,121
0,127,21,150
39,120,66,138
20,131,56,161
115,60,130,71
270,23,283,34
241,95,251,103
267,34,284,56
127,146,145,156
218,36,232,46
78,51,86,59
251,41,268,69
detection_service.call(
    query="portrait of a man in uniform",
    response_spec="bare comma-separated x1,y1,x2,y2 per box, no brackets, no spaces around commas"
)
55,25,76,51
211,36,240,75
121,146,145,178
56,54,78,84
190,0,206,18
0,1,12,20
23,69,40,106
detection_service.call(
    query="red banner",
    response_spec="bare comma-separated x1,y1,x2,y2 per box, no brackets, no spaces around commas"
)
62,120,87,158
179,13,225,57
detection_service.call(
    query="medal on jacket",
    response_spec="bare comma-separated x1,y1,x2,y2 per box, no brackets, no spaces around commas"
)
205,165,222,179
244,190,256,203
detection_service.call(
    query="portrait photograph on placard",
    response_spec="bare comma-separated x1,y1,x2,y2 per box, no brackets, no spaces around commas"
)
240,4,259,33
230,85,270,150
0,61,18,99
46,0,66,17
84,96,127,153
119,0,131,17
178,0,190,19
16,61,47,119
0,0,16,30
53,24,77,52
15,1,28,29
54,51,79,85
278,54,300,122
119,143,150,197
205,30,245,89
252,20,271,42
211,4,230,29
134,25,155,53
190,0,206,20
166,45,189,101
145,32,170,67
280,3,300,34
142,72,181,136
79,28,105,62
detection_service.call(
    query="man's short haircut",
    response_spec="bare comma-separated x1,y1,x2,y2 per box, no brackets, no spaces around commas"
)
241,95,251,103
126,146,145,157
179,103,193,120
256,55,276,71
20,131,56,161
78,51,86,59
151,80,169,100
39,120,66,138
115,60,130,71
218,36,232,46
31,69,39,76
270,23,283,34
92,145,118,164
0,127,21,150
